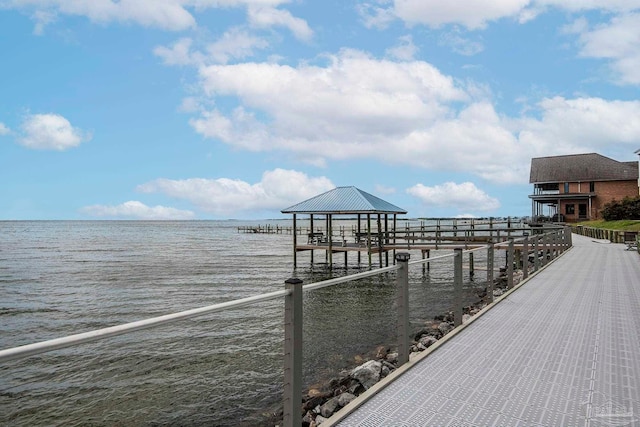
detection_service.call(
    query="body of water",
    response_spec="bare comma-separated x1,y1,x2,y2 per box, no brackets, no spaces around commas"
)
0,220,494,426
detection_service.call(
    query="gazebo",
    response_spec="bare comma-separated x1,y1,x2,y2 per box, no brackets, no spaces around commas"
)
281,186,407,268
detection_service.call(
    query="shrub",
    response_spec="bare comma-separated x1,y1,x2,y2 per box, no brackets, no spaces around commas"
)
602,196,640,221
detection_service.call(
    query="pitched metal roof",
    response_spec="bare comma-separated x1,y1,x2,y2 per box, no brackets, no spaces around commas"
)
281,186,407,214
529,153,639,184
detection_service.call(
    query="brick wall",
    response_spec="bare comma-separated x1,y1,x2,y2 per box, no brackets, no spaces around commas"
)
592,180,639,218
558,180,639,221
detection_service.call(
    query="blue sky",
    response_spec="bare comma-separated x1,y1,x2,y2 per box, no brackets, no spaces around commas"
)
1,0,640,220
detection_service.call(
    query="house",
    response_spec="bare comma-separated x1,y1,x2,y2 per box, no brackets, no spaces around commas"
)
529,153,639,222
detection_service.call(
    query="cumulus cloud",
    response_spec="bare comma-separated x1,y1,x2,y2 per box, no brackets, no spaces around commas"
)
4,0,311,37
516,96,640,156
361,0,640,29
386,35,418,61
18,113,91,150
247,5,313,41
11,0,196,32
184,48,640,184
81,201,195,220
192,48,469,152
407,182,500,212
389,0,531,29
0,122,10,135
136,168,334,216
573,13,640,85
207,27,270,63
154,37,203,66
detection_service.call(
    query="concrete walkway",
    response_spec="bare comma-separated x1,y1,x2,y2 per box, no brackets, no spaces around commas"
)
328,234,640,426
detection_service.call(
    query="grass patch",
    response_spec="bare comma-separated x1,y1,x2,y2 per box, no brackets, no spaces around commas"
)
576,220,640,231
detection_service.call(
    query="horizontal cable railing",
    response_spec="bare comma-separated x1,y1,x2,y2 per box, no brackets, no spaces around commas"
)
0,226,573,427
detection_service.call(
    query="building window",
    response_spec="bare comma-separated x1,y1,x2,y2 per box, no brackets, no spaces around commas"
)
564,182,570,193
566,204,575,215
589,181,595,192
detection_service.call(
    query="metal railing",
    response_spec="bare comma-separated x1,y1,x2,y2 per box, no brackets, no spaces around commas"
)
0,227,572,427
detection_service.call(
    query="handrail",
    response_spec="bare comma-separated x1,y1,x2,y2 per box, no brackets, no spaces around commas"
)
303,264,399,292
0,288,289,364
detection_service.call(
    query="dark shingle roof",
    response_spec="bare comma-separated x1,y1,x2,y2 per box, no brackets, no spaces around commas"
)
529,153,638,184
281,186,407,214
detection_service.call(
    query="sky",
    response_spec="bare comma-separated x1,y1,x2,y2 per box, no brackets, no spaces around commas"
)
1,1,640,220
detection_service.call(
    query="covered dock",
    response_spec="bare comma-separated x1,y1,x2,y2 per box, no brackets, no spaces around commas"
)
281,186,407,268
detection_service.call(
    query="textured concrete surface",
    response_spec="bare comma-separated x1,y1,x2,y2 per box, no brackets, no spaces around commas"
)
334,234,640,426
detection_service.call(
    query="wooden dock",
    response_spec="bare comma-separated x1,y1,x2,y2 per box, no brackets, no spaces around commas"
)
325,233,640,426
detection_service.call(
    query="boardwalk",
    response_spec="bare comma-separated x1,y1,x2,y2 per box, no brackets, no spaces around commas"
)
327,234,640,426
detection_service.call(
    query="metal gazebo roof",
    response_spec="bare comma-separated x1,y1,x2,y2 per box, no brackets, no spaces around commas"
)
281,186,407,215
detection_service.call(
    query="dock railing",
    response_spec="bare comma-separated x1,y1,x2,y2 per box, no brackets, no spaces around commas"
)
0,226,572,427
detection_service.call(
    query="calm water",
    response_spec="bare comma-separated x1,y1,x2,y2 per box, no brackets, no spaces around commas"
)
0,220,493,426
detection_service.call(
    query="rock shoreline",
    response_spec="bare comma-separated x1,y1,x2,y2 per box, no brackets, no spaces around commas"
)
267,270,523,426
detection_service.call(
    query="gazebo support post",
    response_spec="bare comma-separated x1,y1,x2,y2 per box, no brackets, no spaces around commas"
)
310,215,314,266
292,214,297,268
367,214,372,267
328,214,333,268
357,214,362,265
377,214,383,268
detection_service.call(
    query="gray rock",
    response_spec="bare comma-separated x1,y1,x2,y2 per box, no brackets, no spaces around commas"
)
381,365,390,377
320,396,340,418
314,415,328,425
418,335,438,348
462,314,472,324
386,352,398,364
438,322,453,335
351,360,382,390
338,392,356,407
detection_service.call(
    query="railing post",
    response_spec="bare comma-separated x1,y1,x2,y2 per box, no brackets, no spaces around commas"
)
542,233,548,266
507,238,514,289
522,234,529,280
487,242,494,303
396,253,411,365
284,278,303,427
454,248,463,327
567,226,573,247
534,235,540,272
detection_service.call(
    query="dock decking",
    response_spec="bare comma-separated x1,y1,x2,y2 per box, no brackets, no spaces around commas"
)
326,233,640,426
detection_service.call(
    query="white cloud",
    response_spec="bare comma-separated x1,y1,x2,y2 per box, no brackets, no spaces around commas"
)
5,0,310,36
154,30,269,67
185,49,640,184
386,35,418,61
247,5,313,41
12,0,196,32
516,96,640,156
0,122,10,135
407,182,500,211
365,0,640,30
391,0,531,29
81,201,195,220
207,27,269,63
19,113,91,150
154,37,203,66
194,49,468,154
136,168,334,216
573,13,640,85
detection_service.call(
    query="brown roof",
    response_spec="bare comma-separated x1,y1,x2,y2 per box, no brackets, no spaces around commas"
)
529,153,639,184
